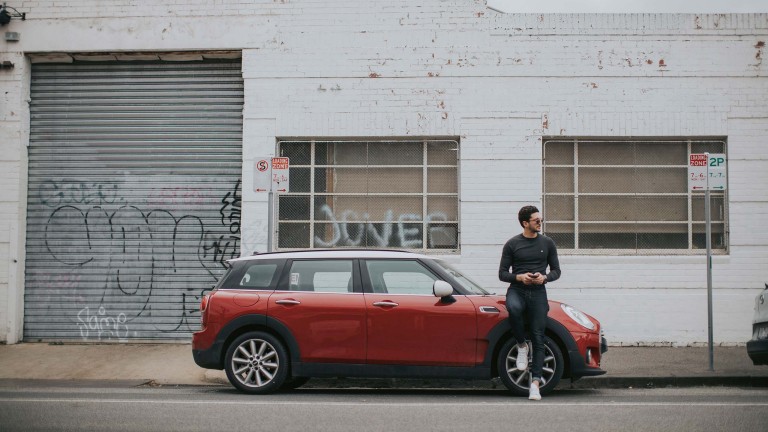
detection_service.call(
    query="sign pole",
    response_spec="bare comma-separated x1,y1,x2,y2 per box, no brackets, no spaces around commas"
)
705,153,714,371
267,190,274,252
689,151,725,372
706,192,714,371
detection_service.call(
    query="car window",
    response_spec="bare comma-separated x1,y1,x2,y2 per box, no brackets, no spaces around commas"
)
364,260,437,295
432,259,490,295
288,260,354,293
213,266,234,290
239,263,278,289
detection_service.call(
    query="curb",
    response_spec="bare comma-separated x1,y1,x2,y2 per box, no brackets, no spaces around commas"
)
202,375,768,390
2,376,767,389
569,375,768,389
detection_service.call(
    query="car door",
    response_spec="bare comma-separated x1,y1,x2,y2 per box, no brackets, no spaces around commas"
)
362,259,477,366
268,259,366,363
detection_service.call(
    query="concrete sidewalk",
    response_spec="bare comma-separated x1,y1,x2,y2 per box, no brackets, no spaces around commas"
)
0,343,766,389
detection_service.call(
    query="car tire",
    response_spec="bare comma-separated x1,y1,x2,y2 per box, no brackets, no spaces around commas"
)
497,335,564,397
224,331,289,394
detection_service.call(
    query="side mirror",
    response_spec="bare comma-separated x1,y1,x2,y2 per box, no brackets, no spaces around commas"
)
433,280,454,298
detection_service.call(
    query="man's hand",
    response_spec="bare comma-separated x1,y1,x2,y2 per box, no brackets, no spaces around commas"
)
526,273,546,285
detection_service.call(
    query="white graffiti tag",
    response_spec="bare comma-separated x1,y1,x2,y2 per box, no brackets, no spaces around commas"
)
313,204,452,248
77,307,129,341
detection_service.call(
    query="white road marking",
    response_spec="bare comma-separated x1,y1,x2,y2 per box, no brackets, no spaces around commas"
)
1,398,767,407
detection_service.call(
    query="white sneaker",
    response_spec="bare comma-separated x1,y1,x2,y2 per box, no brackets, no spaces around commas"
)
515,343,529,371
529,381,542,401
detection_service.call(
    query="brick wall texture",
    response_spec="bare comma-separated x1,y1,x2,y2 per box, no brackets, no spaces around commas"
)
1,1,766,344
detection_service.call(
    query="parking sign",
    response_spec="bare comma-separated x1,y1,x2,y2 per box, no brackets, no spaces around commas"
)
706,153,727,190
253,157,290,193
689,153,727,191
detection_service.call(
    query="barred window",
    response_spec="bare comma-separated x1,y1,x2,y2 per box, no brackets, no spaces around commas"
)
543,138,727,254
276,140,459,251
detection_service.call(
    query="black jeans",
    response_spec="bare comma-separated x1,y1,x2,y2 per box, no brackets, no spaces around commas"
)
505,285,549,381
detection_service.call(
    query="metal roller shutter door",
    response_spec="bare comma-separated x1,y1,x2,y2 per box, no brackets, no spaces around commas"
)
25,60,244,341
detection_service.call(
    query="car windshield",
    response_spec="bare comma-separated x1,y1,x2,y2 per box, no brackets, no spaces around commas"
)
432,259,490,295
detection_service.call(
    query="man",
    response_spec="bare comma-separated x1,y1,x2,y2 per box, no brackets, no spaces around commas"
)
498,205,561,400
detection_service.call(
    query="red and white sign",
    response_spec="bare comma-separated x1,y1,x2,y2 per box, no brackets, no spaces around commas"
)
689,153,727,191
271,157,290,193
272,157,289,170
689,154,708,191
689,154,708,166
254,157,290,193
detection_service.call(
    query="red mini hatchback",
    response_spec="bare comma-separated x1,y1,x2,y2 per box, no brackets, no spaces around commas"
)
192,250,606,395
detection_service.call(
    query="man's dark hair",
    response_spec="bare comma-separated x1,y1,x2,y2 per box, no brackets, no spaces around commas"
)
518,205,539,227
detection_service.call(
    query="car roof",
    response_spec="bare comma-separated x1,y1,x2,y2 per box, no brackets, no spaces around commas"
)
229,249,435,263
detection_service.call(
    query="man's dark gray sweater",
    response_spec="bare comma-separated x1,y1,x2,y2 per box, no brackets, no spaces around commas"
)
498,233,561,288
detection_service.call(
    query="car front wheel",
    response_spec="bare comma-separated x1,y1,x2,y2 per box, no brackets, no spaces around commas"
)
497,335,564,396
224,331,288,394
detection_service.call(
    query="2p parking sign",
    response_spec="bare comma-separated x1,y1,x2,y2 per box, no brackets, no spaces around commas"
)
688,153,727,191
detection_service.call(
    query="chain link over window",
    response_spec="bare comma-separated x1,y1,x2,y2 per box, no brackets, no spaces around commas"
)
543,138,728,255
276,139,459,252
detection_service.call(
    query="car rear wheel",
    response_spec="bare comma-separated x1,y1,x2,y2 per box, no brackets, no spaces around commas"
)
224,331,288,394
497,335,564,396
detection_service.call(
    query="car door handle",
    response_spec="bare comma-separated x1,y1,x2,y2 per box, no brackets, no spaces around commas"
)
479,306,500,314
275,299,301,305
372,301,399,308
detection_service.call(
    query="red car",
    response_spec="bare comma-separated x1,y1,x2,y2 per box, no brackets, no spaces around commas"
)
192,250,606,395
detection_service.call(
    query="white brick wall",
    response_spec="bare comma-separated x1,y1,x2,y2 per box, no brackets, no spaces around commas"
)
0,50,28,344
0,1,766,344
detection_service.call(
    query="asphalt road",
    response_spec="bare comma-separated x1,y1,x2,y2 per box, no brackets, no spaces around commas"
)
1,382,766,432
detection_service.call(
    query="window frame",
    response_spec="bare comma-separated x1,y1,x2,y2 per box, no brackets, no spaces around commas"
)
275,139,460,252
360,258,441,295
281,258,356,293
542,137,729,255
218,259,285,290
269,258,364,293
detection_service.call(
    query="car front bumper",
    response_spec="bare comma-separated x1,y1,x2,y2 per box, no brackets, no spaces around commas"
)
747,338,768,365
568,334,607,380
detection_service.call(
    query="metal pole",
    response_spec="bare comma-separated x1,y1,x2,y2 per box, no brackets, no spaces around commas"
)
267,190,274,252
705,153,714,371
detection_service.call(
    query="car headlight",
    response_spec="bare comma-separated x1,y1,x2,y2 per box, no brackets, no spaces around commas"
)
561,304,596,330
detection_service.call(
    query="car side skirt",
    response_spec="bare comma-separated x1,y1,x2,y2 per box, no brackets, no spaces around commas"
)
293,363,491,380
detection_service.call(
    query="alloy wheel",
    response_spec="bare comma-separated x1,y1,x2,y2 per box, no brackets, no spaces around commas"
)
230,338,280,388
503,341,558,390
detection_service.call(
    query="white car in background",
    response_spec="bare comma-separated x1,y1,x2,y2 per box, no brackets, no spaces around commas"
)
747,283,768,365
